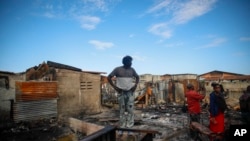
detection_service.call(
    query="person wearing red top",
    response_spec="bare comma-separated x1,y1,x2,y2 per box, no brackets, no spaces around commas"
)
185,83,205,123
185,83,205,139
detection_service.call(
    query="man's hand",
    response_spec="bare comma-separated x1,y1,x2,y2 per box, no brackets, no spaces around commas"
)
114,86,122,93
130,84,137,92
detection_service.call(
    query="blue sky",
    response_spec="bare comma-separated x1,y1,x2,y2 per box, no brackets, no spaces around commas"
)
0,0,250,75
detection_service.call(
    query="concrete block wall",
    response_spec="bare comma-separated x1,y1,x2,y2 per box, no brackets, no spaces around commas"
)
56,69,102,118
0,73,25,122
202,81,250,104
56,69,81,117
80,72,101,114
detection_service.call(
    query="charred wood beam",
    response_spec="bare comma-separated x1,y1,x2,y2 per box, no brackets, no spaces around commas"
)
165,105,183,108
117,127,160,134
70,117,158,141
162,128,187,141
79,125,116,141
117,127,159,141
190,121,224,140
141,133,154,141
69,118,104,136
99,117,142,123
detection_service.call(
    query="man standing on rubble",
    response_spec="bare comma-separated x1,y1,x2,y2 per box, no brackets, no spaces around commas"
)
108,55,139,131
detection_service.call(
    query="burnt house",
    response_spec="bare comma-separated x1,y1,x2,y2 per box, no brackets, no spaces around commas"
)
0,61,105,123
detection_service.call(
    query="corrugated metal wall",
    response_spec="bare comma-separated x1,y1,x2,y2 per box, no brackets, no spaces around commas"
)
13,99,57,122
153,79,199,103
15,81,57,101
13,81,58,122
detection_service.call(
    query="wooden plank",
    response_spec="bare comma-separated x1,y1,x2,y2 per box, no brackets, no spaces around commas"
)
69,118,104,135
190,122,213,136
80,125,116,141
116,128,159,141
99,117,142,123
117,128,159,134
116,131,147,141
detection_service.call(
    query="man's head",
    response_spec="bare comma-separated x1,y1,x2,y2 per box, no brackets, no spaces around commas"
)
187,83,194,90
211,82,217,87
122,55,132,68
247,85,250,93
212,83,221,93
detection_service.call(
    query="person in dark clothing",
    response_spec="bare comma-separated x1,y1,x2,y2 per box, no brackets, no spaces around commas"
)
209,83,227,141
239,85,250,123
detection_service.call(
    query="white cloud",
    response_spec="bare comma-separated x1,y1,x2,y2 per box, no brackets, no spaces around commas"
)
45,4,53,10
79,16,101,30
89,40,114,50
148,23,172,39
129,34,135,38
43,12,55,18
147,0,217,38
132,55,146,62
240,37,250,41
34,0,121,29
232,52,246,57
171,0,217,24
165,42,184,48
206,38,227,47
196,37,227,49
81,0,116,12
40,3,57,18
147,0,172,14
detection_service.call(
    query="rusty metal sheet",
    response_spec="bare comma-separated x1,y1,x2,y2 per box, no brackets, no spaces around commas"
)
15,81,58,102
13,99,57,122
223,75,250,80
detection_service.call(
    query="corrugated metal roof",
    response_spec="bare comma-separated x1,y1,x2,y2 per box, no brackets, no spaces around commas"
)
0,70,15,75
47,61,82,72
198,70,245,76
203,75,250,80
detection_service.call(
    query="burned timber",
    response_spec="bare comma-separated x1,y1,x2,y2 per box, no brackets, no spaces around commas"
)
0,61,250,141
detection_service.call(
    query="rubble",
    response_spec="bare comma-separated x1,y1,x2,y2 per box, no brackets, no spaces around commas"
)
0,118,76,141
0,101,247,141
1,67,249,140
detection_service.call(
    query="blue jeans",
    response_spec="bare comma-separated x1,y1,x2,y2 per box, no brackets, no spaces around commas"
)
118,90,134,128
